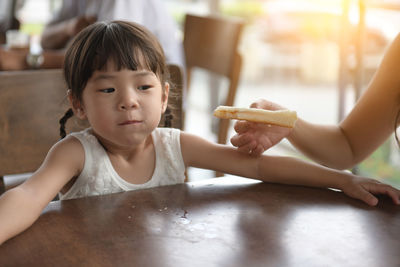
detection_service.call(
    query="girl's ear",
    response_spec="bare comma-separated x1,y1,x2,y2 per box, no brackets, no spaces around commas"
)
161,82,170,113
67,89,87,119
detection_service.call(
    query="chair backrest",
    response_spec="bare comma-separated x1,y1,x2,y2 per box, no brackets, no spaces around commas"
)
161,64,184,130
183,14,244,145
0,69,82,176
0,64,184,192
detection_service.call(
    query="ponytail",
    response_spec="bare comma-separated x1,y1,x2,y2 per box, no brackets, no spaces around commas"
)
59,108,74,139
395,108,400,147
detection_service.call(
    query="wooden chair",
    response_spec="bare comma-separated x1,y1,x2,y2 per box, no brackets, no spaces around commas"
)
0,64,184,194
0,69,85,193
162,64,184,130
183,14,244,146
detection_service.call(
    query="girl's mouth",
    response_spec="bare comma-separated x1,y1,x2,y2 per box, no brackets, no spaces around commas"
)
118,120,142,126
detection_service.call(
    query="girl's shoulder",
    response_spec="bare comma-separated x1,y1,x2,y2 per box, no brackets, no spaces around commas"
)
45,133,86,173
50,134,84,159
23,134,86,201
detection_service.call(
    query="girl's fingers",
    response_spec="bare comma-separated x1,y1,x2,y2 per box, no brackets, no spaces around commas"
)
368,184,400,205
345,183,379,206
387,189,400,204
354,182,400,206
358,190,379,206
388,188,400,204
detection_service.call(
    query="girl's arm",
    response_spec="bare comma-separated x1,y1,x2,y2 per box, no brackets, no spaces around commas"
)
181,132,400,206
0,137,84,245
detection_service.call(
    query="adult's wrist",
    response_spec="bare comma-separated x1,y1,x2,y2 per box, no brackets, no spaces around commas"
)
287,117,303,142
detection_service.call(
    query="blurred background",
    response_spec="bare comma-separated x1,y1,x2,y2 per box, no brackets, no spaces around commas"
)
4,0,400,187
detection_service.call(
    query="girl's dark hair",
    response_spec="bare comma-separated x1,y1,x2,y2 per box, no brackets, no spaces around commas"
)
395,108,400,147
59,20,172,138
59,108,74,139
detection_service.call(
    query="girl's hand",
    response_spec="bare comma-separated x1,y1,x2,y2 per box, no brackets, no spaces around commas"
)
230,99,292,156
341,176,400,206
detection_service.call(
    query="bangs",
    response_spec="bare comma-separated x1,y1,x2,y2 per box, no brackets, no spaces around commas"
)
64,21,168,100
92,23,161,75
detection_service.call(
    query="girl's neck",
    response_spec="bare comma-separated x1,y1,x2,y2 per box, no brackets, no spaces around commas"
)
93,131,154,161
97,132,156,185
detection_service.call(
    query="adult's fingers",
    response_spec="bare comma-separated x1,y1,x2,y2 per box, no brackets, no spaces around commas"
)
231,133,252,147
250,144,264,156
234,121,251,134
236,141,257,154
250,99,282,111
250,102,260,108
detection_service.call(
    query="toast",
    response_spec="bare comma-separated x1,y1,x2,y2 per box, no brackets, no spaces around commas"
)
213,106,297,128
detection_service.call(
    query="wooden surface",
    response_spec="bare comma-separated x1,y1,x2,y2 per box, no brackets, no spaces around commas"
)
184,14,243,77
161,64,184,130
0,69,85,175
1,176,399,267
183,14,243,146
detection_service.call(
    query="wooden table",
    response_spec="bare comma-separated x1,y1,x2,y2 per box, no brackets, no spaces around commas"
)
0,46,64,71
1,177,399,267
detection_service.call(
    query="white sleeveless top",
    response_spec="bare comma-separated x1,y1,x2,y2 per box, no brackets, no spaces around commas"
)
59,128,185,200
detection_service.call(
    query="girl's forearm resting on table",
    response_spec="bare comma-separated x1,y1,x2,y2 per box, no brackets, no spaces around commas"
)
0,187,45,245
255,155,352,190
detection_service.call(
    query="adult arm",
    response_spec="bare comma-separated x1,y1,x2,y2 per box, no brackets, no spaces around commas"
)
289,33,400,169
232,33,400,169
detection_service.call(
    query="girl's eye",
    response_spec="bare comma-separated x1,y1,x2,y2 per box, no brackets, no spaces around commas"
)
99,88,115,93
138,85,152,91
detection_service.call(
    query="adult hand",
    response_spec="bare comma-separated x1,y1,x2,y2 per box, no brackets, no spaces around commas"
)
230,99,292,156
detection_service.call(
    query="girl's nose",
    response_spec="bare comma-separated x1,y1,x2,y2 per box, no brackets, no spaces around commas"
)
118,90,138,110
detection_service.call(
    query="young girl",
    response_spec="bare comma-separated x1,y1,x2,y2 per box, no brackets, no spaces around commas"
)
0,21,399,245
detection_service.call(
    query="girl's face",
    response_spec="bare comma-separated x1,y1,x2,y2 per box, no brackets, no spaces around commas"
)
71,60,169,150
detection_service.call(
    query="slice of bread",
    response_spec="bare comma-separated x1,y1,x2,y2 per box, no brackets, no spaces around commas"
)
213,106,297,128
